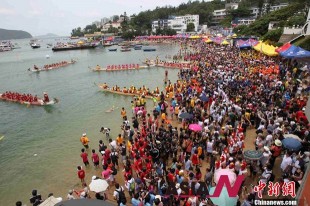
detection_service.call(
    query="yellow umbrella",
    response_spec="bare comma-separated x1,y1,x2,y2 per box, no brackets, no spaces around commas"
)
221,40,230,45
77,41,84,44
232,34,237,38
205,39,213,43
189,35,200,39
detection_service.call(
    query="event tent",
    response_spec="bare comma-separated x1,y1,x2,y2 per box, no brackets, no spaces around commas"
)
253,41,278,56
280,45,310,59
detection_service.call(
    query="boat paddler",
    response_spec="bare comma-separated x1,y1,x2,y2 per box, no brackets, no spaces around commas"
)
43,92,50,103
96,65,100,70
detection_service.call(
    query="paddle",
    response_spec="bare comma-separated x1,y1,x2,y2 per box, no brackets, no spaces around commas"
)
0,135,4,141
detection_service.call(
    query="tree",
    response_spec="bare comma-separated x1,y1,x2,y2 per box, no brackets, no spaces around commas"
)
229,7,252,18
186,22,195,32
71,27,83,37
286,14,306,27
261,28,283,42
258,0,264,17
112,15,119,22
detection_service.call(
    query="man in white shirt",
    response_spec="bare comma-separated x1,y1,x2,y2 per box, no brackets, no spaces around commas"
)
280,152,292,173
109,138,118,150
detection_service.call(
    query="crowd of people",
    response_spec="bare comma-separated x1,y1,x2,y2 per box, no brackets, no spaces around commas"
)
21,39,310,206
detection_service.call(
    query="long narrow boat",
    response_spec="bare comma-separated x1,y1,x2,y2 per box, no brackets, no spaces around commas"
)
0,94,59,106
90,65,154,72
108,48,117,51
97,85,159,99
28,60,76,72
143,48,156,52
120,48,131,52
156,63,191,70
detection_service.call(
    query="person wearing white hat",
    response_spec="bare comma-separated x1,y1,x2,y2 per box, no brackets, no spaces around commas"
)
269,139,282,167
80,133,89,149
260,146,271,170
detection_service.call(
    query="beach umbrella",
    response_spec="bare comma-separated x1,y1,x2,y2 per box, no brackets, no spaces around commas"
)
283,134,302,142
243,150,263,160
200,93,209,102
205,39,213,43
55,199,115,206
214,168,236,186
189,124,202,132
282,138,303,151
209,186,238,206
40,196,62,206
221,40,230,45
179,112,193,119
89,179,109,193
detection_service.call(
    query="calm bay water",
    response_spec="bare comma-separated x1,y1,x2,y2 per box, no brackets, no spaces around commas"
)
0,38,180,205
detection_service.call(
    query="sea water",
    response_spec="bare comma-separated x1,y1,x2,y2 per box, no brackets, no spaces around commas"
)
0,38,180,205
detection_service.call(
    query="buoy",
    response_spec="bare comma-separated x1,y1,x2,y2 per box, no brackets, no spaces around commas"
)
46,55,50,59
34,154,37,156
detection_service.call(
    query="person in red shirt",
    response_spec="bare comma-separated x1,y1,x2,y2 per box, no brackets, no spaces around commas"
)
195,167,202,181
80,148,89,167
91,149,99,168
167,168,176,183
134,156,143,173
191,149,199,167
77,166,85,183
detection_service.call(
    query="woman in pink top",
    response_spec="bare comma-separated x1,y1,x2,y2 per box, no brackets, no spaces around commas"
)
101,165,112,181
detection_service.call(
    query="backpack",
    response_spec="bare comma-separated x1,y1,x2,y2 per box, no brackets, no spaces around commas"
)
116,188,127,204
111,152,118,162
129,180,135,192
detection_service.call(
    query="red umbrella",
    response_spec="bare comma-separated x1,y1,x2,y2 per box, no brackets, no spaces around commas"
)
189,124,202,132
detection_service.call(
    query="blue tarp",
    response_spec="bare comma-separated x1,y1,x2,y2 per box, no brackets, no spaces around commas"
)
280,45,310,59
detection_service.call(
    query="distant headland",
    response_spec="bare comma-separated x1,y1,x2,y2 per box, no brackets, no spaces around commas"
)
0,28,32,40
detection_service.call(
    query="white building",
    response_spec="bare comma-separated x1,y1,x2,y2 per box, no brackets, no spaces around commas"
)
212,2,288,25
151,15,199,33
250,3,288,18
212,9,227,25
101,22,121,32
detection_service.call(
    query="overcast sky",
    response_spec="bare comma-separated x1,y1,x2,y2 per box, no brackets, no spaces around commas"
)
0,0,189,36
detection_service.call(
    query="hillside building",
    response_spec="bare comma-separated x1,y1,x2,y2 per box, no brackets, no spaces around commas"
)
212,2,288,26
151,15,199,34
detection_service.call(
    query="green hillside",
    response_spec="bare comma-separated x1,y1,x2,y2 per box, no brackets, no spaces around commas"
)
233,3,305,37
0,28,32,40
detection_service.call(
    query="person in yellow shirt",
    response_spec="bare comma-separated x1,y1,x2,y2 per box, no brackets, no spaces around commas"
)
190,98,195,108
80,133,90,149
161,112,166,121
116,134,123,146
121,107,127,120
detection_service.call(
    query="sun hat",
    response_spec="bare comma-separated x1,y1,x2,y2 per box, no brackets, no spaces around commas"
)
100,151,105,154
82,133,86,136
92,176,96,180
176,183,180,189
155,195,161,201
68,190,73,194
264,146,270,152
275,139,282,146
